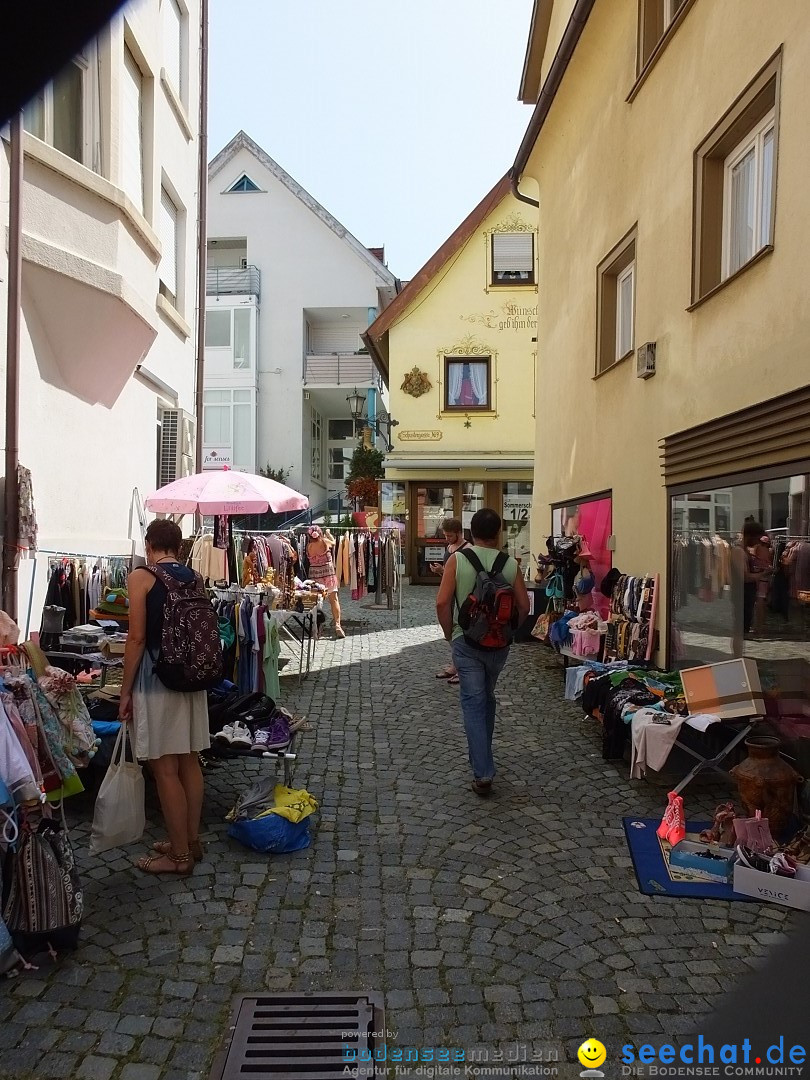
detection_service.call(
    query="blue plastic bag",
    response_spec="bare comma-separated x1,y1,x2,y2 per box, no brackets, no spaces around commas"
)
228,814,311,854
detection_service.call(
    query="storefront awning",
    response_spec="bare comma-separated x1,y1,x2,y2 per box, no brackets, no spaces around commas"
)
383,455,534,471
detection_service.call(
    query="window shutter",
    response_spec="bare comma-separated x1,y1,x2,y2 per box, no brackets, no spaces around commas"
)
493,232,534,272
160,188,178,299
121,49,144,212
162,0,183,95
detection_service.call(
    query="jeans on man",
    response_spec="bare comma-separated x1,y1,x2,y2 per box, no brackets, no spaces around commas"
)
451,637,510,780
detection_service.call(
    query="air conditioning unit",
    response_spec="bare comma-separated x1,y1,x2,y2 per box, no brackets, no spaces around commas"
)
636,341,656,379
159,408,196,487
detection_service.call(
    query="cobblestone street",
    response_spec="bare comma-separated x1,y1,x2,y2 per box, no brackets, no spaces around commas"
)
0,587,796,1080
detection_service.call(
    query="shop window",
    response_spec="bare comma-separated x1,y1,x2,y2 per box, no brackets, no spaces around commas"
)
203,388,256,471
503,482,533,567
552,494,613,607
24,53,91,167
491,232,535,286
669,466,810,671
693,53,780,304
596,228,636,375
444,357,491,411
638,0,689,72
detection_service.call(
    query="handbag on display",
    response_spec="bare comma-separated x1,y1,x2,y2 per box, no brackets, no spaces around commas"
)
2,815,83,958
531,599,559,643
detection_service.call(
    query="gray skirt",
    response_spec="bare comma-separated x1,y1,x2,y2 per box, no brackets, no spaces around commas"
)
133,656,211,761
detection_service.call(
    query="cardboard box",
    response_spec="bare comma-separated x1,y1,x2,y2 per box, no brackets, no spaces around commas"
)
732,862,810,911
669,840,736,884
100,638,126,658
680,658,765,718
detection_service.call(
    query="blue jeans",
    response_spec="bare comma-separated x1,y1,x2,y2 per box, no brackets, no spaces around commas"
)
451,638,510,781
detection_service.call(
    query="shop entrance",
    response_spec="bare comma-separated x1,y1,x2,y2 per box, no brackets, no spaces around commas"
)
409,481,501,583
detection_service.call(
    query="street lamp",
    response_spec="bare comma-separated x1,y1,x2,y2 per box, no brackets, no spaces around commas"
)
346,387,399,451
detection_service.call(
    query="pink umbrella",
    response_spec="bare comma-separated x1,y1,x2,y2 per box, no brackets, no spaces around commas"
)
145,468,309,516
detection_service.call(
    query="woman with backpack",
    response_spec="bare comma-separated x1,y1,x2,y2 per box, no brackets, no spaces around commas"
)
119,520,212,875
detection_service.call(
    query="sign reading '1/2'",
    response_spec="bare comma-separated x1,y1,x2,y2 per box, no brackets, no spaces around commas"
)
503,494,531,522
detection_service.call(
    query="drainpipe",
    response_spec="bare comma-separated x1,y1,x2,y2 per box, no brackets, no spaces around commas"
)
3,113,23,620
194,0,209,476
510,0,595,208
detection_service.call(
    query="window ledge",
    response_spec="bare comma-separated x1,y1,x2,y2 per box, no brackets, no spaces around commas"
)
627,0,698,104
688,245,774,312
22,133,161,262
157,292,191,338
440,410,498,418
488,283,537,290
593,352,633,381
160,70,194,141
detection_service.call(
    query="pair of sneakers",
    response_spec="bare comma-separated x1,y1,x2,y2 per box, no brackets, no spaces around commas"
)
251,708,293,754
214,720,253,749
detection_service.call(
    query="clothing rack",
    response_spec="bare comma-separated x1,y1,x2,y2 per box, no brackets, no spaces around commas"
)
23,551,132,639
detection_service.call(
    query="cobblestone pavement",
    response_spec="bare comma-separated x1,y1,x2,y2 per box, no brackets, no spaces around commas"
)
0,587,797,1080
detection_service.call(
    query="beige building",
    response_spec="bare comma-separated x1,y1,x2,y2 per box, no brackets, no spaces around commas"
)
365,179,537,583
513,0,810,667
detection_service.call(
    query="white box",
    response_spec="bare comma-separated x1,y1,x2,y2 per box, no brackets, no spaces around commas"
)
732,862,810,911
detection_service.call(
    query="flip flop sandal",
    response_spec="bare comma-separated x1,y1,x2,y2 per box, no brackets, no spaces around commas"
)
436,668,455,679
448,675,460,685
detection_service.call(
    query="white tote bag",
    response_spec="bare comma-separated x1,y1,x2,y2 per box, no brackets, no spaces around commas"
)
89,726,145,854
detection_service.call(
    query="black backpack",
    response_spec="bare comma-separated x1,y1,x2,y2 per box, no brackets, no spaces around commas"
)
146,565,223,692
457,549,518,650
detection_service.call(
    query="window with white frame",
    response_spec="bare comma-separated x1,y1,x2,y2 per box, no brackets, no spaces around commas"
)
161,0,185,102
203,388,255,471
722,110,775,280
596,227,636,375
24,53,91,167
159,187,180,306
204,308,253,369
120,47,144,212
616,261,635,361
311,407,323,482
491,232,535,286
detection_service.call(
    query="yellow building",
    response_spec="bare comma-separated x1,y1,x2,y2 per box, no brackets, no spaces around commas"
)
512,0,810,667
364,180,537,583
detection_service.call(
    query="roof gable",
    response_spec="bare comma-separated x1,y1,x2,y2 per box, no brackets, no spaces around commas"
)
364,175,512,347
209,131,396,286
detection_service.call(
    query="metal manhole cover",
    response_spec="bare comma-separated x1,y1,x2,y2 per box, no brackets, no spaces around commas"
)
210,992,385,1079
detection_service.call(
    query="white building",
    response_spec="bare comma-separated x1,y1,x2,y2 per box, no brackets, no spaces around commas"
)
205,132,398,513
0,0,202,626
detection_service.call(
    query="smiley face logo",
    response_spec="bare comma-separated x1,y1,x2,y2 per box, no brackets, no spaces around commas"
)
578,1039,607,1070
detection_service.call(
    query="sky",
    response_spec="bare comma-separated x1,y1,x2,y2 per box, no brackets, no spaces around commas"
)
208,0,535,280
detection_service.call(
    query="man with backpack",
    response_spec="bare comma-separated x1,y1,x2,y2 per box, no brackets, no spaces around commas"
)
436,508,530,795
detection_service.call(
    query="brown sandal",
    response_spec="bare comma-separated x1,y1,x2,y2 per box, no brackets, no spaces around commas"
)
136,850,193,875
152,839,204,861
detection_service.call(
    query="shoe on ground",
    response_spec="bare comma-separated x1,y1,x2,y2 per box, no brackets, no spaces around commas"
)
252,715,291,753
214,722,235,744
229,720,254,750
471,779,493,796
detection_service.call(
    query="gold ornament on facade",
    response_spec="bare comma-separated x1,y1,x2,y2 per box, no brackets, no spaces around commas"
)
438,333,493,358
400,367,433,398
488,210,534,234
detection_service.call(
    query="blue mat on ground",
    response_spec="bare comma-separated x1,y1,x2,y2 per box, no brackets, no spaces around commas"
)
623,817,754,900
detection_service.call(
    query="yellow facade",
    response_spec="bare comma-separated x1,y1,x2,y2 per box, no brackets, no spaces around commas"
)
366,187,538,581
516,0,810,663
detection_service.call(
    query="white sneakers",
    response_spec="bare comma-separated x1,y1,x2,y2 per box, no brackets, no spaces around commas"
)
214,720,253,749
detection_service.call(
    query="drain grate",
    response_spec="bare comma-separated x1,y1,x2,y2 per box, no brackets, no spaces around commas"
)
211,992,386,1079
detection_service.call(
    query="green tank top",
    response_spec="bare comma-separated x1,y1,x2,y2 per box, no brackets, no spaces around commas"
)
452,545,519,642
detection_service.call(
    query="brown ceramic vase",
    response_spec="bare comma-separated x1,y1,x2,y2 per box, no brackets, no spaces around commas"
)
730,736,802,836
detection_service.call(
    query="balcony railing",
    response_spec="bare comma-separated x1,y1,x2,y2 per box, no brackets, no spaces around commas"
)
206,265,261,298
304,353,383,390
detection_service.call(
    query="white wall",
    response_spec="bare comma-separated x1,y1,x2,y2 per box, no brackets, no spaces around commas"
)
0,0,202,632
207,142,392,504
